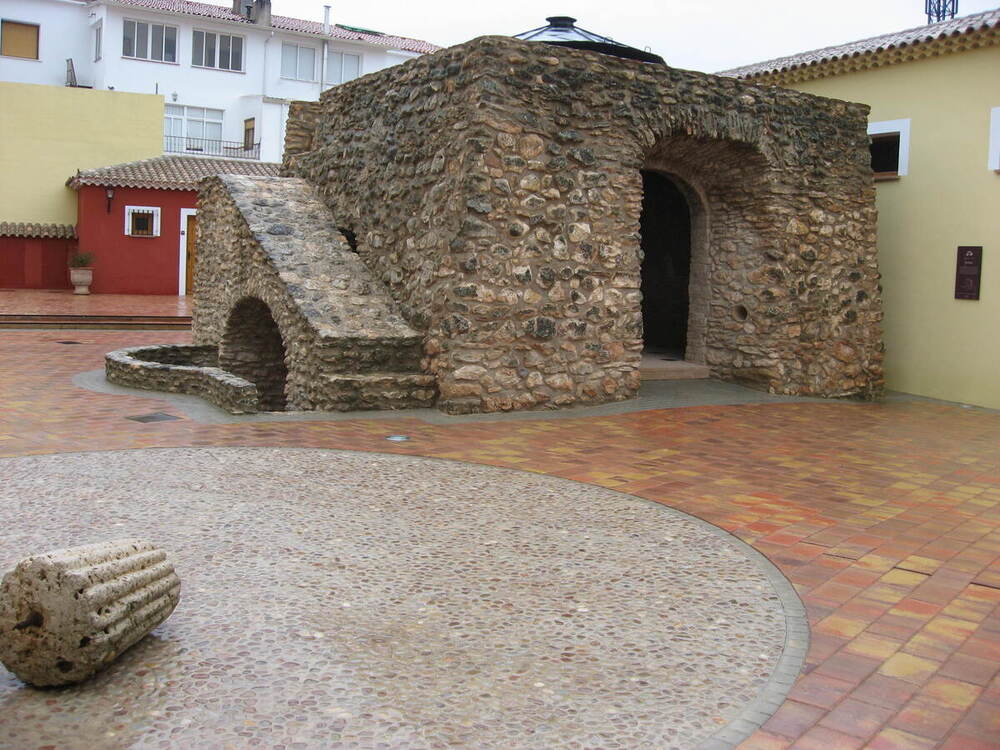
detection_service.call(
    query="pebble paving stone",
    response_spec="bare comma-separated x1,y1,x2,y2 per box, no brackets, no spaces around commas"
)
0,448,799,749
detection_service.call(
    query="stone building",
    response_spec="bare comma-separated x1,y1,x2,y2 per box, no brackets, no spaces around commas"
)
114,33,885,415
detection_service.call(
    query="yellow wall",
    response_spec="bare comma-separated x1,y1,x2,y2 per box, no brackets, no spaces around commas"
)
784,45,1000,409
0,82,163,225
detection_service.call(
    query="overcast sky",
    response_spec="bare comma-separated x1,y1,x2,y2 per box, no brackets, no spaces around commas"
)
242,0,998,72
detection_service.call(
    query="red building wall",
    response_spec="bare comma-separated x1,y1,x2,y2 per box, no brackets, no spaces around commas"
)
77,186,197,295
0,237,75,289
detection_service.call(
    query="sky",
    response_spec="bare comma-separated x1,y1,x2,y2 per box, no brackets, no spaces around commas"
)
234,0,999,72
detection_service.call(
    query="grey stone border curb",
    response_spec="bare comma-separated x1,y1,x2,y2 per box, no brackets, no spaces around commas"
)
74,369,830,425
4,444,809,748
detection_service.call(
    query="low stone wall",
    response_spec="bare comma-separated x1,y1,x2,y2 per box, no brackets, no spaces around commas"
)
105,345,260,414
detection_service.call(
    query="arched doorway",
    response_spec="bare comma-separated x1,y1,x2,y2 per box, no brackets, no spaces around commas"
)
640,170,694,361
219,297,289,411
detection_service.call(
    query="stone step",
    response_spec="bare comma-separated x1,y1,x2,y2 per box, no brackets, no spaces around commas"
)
0,314,191,330
317,337,424,374
311,372,437,411
639,353,711,381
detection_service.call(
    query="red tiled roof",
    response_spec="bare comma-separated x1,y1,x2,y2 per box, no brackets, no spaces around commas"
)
67,155,281,190
105,0,441,54
0,222,77,239
719,8,1000,79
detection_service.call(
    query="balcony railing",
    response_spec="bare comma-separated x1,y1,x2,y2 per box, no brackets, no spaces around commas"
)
164,136,261,161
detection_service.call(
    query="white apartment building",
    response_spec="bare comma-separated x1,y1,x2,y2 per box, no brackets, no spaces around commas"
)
0,0,438,161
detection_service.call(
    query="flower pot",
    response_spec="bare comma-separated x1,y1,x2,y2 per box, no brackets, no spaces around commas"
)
69,267,93,295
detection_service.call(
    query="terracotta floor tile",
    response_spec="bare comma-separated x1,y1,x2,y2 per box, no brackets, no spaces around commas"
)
815,652,883,685
850,674,920,711
878,653,942,684
957,698,1000,740
844,633,904,661
738,730,793,749
938,734,999,750
761,700,826,739
816,697,895,739
889,696,964,741
789,725,866,750
1,326,999,749
938,651,1000,686
864,727,939,750
920,676,982,711
789,673,856,710
815,614,869,639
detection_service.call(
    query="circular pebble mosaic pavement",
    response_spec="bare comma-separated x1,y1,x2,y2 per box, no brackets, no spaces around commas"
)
0,448,796,749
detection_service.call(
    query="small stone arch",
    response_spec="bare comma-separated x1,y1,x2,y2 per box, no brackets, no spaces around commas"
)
218,296,289,411
640,134,773,372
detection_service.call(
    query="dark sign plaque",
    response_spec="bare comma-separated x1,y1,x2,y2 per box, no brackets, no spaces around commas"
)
955,246,983,300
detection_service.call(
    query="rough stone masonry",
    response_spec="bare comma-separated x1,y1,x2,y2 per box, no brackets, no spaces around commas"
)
192,34,883,414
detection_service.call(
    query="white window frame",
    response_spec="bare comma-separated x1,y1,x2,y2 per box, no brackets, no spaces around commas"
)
164,105,224,150
988,107,1000,172
324,50,362,88
94,22,102,62
281,41,316,81
124,206,161,237
868,118,911,177
192,29,245,72
122,18,178,63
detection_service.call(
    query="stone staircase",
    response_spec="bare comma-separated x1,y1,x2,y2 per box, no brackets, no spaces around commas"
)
190,175,436,413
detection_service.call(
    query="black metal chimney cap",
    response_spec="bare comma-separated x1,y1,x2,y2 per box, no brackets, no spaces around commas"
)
513,16,666,65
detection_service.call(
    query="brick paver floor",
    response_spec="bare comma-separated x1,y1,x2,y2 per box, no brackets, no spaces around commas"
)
0,289,190,317
1,328,997,749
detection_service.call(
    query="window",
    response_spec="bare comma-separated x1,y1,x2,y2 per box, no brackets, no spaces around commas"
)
868,118,910,179
192,30,244,71
243,118,255,150
325,51,361,87
123,19,177,62
94,22,102,62
125,206,161,237
281,42,315,81
870,134,900,175
1,20,39,59
988,107,1000,172
164,105,224,150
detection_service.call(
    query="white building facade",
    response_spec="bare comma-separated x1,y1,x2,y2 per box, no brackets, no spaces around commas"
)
0,0,437,161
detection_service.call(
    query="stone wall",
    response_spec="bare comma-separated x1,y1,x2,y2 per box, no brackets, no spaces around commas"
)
105,344,261,413
283,36,883,413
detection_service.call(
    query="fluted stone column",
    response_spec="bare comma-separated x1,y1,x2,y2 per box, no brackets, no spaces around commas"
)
0,539,181,687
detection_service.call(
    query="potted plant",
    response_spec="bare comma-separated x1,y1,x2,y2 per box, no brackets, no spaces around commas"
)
69,252,94,295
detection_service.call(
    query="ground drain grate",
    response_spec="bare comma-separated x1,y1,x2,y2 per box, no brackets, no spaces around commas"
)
56,341,82,345
126,412,182,423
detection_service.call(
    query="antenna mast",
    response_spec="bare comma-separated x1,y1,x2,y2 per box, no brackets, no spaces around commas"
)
925,0,958,23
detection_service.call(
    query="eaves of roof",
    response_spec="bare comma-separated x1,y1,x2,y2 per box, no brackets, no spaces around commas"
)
0,222,78,239
98,0,440,54
67,155,282,191
718,8,1000,84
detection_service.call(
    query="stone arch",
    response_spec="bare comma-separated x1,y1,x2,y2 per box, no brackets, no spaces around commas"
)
641,134,772,370
218,296,289,411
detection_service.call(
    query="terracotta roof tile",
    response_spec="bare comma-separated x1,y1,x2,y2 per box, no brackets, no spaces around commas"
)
106,0,440,54
0,222,77,239
718,8,1000,79
67,155,281,190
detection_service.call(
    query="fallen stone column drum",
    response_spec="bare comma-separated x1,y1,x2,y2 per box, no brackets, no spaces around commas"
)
0,539,181,687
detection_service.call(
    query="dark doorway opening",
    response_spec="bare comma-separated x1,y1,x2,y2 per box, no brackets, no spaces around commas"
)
219,297,289,411
640,170,692,359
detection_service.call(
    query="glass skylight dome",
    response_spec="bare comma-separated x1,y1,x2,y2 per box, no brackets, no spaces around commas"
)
513,16,666,65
